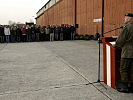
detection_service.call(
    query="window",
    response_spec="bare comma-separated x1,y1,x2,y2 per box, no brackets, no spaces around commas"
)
37,0,60,17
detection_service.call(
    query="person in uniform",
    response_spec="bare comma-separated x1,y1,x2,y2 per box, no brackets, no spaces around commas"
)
49,25,55,41
114,13,133,93
70,25,76,40
0,25,5,43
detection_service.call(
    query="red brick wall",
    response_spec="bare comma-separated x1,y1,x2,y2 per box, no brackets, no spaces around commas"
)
36,0,133,36
36,0,75,26
104,0,133,37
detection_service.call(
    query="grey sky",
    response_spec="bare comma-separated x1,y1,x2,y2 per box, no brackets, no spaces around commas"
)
0,0,49,25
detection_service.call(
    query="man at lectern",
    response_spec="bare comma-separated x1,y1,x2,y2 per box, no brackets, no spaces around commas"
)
114,13,133,93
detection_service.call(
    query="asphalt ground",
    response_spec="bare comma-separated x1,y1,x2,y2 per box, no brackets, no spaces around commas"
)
0,40,132,100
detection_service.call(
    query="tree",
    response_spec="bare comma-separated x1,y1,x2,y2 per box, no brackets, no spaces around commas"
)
8,20,16,26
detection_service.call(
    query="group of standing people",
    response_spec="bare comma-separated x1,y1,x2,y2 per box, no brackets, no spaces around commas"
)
0,24,76,43
45,24,76,41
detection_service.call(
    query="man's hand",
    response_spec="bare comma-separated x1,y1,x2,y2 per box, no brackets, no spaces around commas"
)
112,44,116,47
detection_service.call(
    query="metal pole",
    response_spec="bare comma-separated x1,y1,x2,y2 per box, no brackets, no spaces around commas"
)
97,39,101,82
101,0,104,37
75,0,77,25
97,0,104,82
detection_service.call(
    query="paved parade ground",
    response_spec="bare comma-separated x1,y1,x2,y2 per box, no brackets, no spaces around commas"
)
0,41,133,100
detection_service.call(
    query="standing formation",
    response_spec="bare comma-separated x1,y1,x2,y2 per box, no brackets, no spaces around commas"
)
0,24,76,43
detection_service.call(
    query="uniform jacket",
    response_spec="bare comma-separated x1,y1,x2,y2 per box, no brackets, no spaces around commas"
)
115,23,133,58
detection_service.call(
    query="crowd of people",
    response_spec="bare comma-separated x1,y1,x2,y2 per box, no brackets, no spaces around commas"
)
0,24,76,43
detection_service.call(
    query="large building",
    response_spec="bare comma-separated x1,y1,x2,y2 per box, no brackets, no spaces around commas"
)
36,0,133,36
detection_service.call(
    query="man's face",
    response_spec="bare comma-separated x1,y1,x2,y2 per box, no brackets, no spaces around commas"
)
124,16,130,24
124,16,133,24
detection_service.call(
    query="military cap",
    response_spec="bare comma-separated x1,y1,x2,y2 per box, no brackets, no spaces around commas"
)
125,13,133,17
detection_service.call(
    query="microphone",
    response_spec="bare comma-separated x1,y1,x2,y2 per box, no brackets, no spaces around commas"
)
104,26,123,35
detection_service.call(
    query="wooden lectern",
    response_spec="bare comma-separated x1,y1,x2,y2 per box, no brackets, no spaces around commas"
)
102,37,122,89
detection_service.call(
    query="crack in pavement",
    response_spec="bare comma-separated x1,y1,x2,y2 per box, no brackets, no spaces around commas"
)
43,46,112,100
0,83,90,96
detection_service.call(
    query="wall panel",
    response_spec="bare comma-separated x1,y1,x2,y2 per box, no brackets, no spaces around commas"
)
104,0,133,37
36,0,133,36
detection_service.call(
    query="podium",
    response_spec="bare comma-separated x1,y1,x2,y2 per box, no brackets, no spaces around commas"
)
102,37,122,89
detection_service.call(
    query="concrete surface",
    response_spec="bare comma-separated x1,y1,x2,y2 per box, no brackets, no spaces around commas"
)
0,41,132,100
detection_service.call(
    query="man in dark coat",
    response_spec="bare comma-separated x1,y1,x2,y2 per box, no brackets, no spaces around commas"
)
0,25,5,43
16,26,22,42
70,25,76,40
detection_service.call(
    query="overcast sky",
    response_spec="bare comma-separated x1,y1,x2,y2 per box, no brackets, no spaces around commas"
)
0,0,49,25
